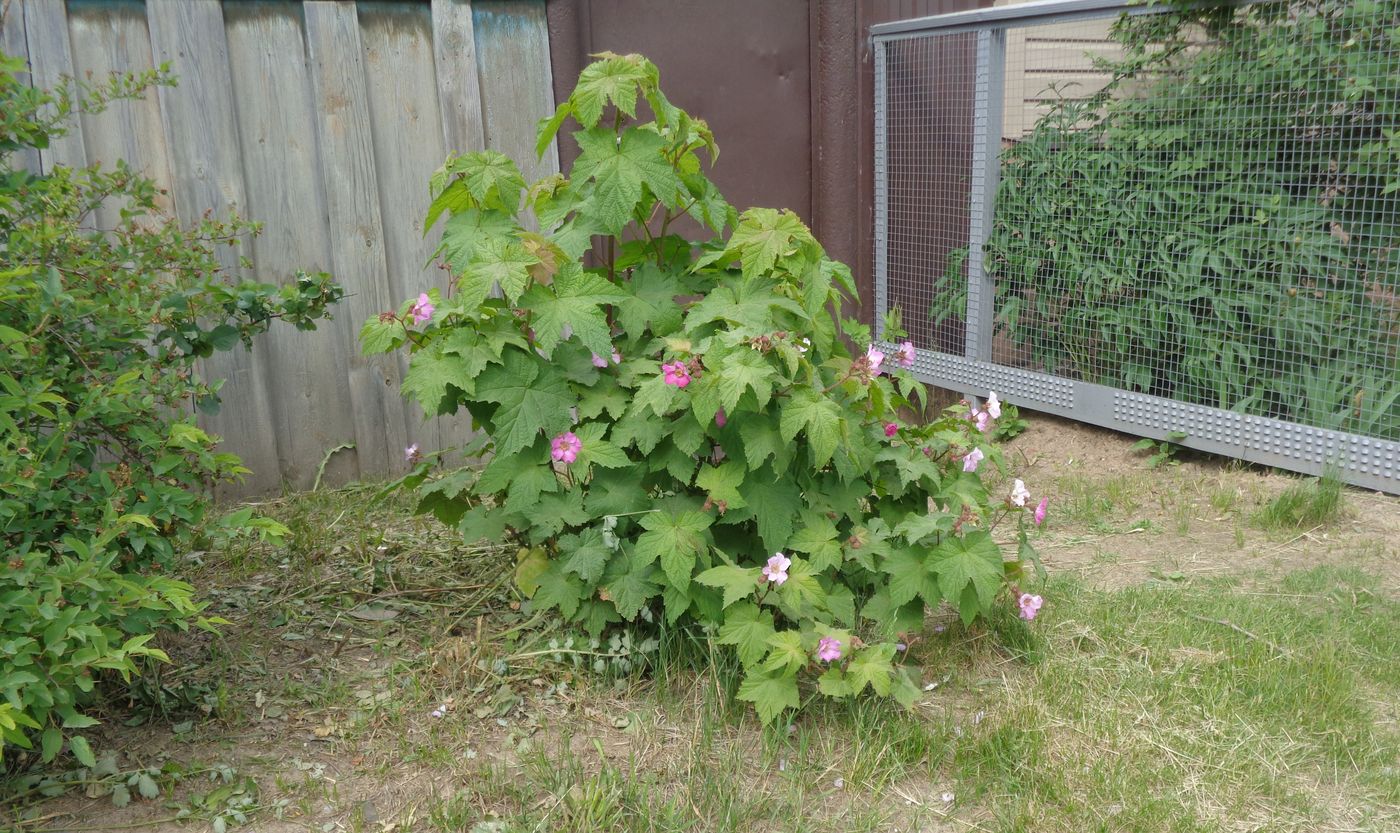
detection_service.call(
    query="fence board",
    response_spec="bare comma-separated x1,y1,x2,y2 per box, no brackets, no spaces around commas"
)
473,0,558,184
2,0,42,172
67,0,173,227
224,2,358,489
304,0,410,478
14,0,558,496
431,0,485,156
147,0,282,495
23,0,85,170
359,1,458,455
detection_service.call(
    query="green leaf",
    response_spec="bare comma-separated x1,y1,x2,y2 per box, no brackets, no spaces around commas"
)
571,54,651,127
634,509,713,591
894,511,957,545
616,264,686,337
578,379,629,421
684,276,805,331
573,126,683,234
570,421,631,470
520,263,629,357
402,344,474,415
738,417,791,471
930,530,1004,622
474,351,575,457
458,237,539,307
444,150,525,214
712,347,777,413
817,667,852,697
846,644,896,697
69,735,97,768
779,389,843,468
736,669,799,724
584,466,651,516
41,727,61,762
722,208,814,279
787,511,842,572
695,461,747,510
604,561,662,621
558,528,612,583
763,630,808,674
717,602,776,666
880,548,941,607
531,489,589,537
734,468,801,553
533,564,585,618
437,207,520,275
694,564,761,608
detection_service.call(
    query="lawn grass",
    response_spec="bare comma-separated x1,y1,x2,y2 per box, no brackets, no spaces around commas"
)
5,480,1395,833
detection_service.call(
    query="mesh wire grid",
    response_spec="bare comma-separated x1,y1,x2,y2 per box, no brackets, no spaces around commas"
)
877,0,1400,490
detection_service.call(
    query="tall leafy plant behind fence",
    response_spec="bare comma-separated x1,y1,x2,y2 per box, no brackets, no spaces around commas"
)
368,54,1047,723
937,0,1400,439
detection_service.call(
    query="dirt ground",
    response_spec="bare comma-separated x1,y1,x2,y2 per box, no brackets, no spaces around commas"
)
10,413,1398,833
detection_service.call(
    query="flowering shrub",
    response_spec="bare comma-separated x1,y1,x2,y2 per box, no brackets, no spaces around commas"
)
369,54,1045,721
0,56,339,763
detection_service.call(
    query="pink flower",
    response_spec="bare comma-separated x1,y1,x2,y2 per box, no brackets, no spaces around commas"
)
962,447,984,473
1034,497,1048,526
590,352,609,368
408,292,435,326
611,348,623,364
550,431,582,464
986,391,1002,420
662,361,691,388
896,341,916,369
865,345,885,375
1010,479,1031,507
715,408,727,428
762,552,791,586
975,411,991,433
883,422,898,438
404,443,421,463
816,637,842,663
1018,593,1043,621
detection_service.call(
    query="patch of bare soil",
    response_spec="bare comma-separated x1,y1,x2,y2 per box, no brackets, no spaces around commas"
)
1009,413,1400,592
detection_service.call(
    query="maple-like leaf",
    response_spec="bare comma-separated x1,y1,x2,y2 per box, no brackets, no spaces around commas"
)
929,530,1004,622
736,668,798,724
474,351,574,456
716,602,776,666
779,389,843,468
572,126,684,234
520,263,629,357
457,237,538,310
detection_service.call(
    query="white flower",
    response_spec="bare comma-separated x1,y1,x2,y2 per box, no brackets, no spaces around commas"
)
986,391,1002,420
1010,479,1031,507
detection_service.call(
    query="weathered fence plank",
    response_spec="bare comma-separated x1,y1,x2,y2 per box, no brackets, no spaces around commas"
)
473,0,559,183
431,0,486,157
147,0,282,495
13,0,560,496
304,0,411,478
224,2,358,490
1,0,43,173
359,2,459,456
67,0,174,227
23,0,86,171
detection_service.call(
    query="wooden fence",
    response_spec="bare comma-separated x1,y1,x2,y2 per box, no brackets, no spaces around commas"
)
1,0,558,496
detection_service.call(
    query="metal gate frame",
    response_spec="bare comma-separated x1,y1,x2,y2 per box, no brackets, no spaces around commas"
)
871,0,1400,494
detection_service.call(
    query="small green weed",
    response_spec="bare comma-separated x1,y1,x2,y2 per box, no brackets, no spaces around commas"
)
1131,431,1188,469
1253,473,1345,531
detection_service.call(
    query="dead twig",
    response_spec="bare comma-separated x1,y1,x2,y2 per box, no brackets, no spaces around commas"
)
1186,613,1291,657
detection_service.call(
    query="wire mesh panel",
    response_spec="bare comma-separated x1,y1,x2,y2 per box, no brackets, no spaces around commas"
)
878,31,979,356
874,0,1400,493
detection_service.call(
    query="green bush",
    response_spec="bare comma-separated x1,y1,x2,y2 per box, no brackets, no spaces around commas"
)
935,0,1400,439
370,54,1047,723
0,55,340,763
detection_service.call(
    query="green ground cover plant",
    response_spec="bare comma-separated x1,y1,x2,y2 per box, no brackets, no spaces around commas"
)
0,55,340,764
368,53,1050,723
